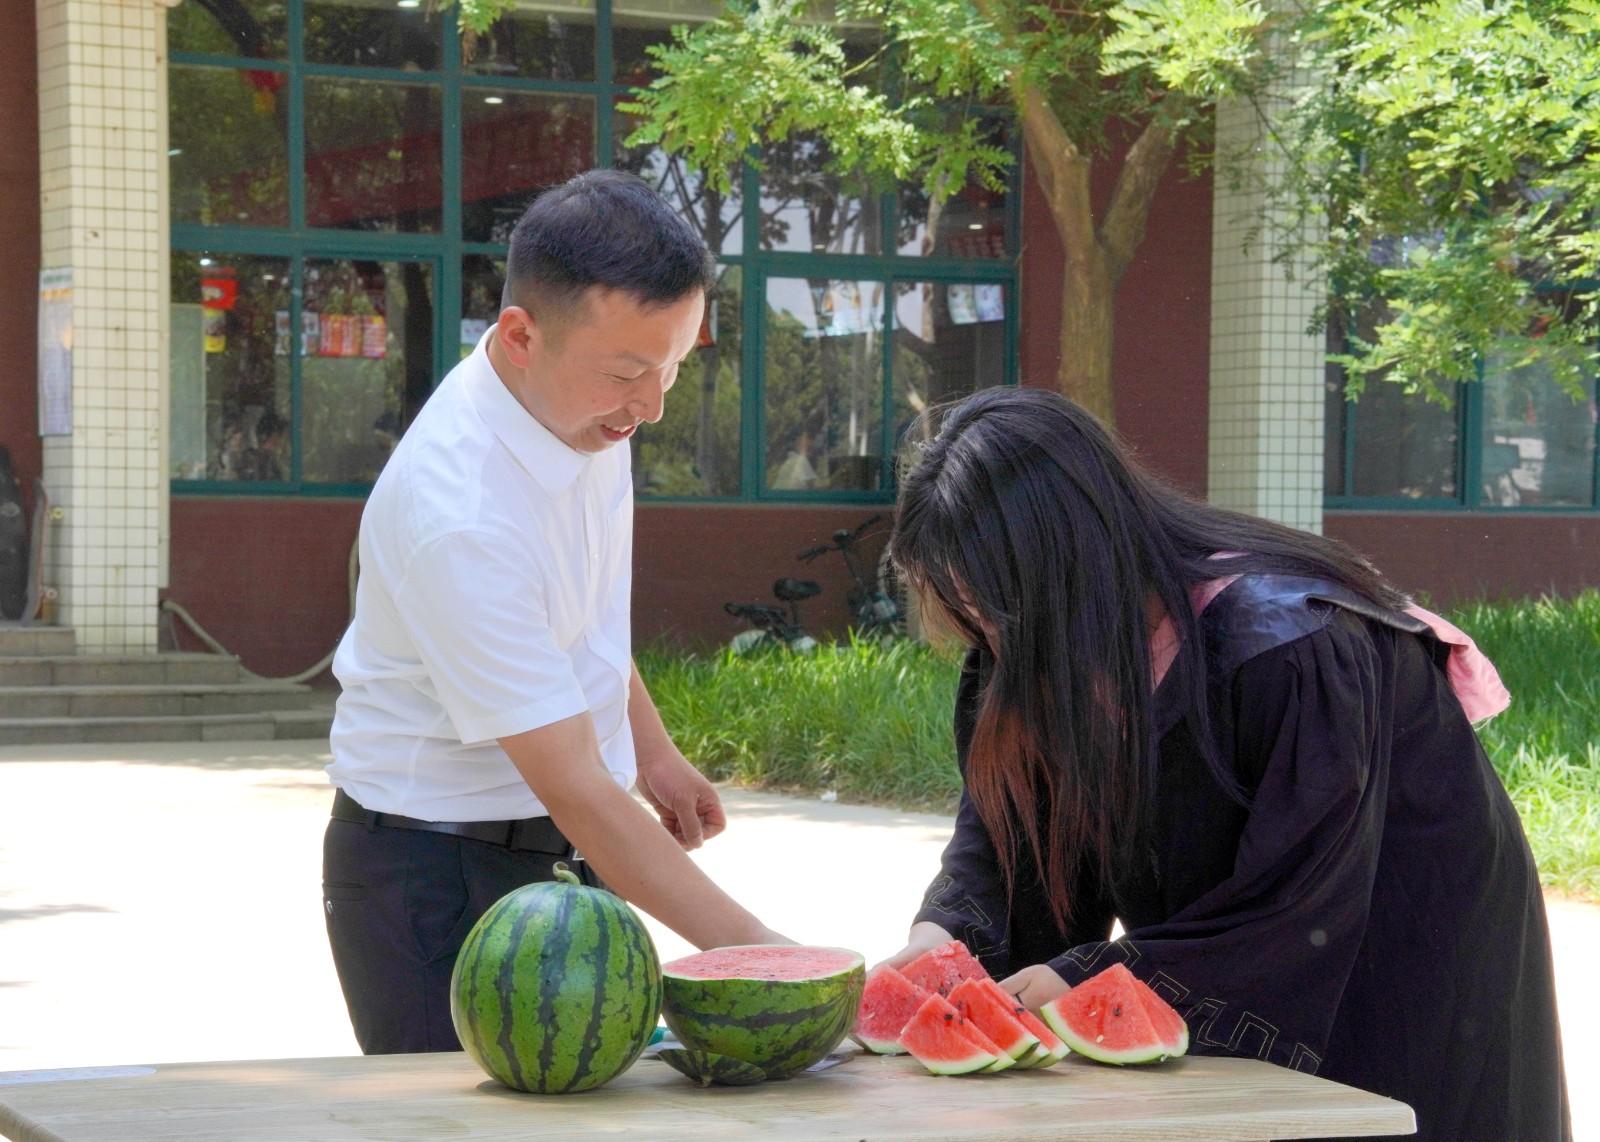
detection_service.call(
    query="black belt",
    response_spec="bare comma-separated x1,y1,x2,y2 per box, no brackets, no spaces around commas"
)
331,788,577,856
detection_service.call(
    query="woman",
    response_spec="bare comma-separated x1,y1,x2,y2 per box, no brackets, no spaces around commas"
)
885,388,1568,1141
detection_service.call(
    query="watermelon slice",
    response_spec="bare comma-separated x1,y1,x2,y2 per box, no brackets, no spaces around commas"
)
899,940,991,997
974,979,1071,1068
900,993,1006,1075
1041,963,1189,1065
948,978,1039,1062
851,964,931,1055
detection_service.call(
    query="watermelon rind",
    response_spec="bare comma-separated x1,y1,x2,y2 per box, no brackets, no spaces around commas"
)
657,1048,768,1087
1040,964,1188,1066
661,945,866,1080
899,994,1004,1076
449,864,662,1094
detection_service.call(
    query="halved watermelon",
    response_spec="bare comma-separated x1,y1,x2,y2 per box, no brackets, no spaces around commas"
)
899,940,990,997
974,979,1070,1068
948,978,1039,1063
1040,963,1189,1065
851,964,931,1055
899,993,1005,1075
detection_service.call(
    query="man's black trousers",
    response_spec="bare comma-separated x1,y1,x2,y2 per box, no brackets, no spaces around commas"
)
322,815,601,1055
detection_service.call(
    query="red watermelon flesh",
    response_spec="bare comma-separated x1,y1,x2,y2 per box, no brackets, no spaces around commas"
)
974,979,1070,1068
1041,963,1189,1065
851,964,931,1055
899,940,991,997
663,945,861,980
899,993,1005,1076
948,978,1039,1062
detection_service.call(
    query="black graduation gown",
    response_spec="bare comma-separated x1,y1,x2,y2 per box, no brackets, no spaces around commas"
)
914,574,1571,1142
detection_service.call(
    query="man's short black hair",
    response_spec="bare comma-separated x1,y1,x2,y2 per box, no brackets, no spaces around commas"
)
502,169,715,330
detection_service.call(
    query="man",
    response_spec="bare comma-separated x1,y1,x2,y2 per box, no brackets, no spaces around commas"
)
324,170,786,1055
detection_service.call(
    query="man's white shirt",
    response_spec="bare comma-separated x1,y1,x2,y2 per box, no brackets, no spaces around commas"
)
328,333,635,822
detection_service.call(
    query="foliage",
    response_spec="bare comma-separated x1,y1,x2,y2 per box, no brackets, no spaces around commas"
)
588,0,1599,411
640,591,1600,898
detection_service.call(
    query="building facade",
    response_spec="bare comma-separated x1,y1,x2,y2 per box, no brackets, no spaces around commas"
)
2,0,1596,676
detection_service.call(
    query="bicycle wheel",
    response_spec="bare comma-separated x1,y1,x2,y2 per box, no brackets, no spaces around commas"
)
872,545,910,639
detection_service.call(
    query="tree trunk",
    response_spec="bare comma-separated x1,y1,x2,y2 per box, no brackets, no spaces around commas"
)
1055,246,1117,424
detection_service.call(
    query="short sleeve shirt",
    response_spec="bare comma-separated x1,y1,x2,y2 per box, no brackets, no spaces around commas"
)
327,333,635,822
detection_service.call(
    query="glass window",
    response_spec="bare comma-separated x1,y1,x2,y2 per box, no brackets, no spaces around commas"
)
168,0,287,59
892,280,1006,449
612,0,724,86
301,259,436,484
632,265,743,495
1345,383,1460,500
897,118,1012,259
170,252,292,482
305,78,443,232
304,0,442,70
462,92,595,243
765,277,886,492
1480,346,1598,507
462,0,596,81
461,255,506,360
169,65,290,228
759,136,883,256
614,100,742,255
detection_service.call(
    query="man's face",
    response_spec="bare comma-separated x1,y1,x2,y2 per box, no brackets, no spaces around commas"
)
491,286,704,454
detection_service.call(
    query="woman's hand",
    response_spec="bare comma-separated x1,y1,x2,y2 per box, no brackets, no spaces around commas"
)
997,964,1071,1013
876,921,955,971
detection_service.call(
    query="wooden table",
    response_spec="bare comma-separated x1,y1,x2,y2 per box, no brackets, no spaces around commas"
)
0,1049,1414,1142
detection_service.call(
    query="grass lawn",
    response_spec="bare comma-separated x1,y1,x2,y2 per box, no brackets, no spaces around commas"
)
639,591,1600,900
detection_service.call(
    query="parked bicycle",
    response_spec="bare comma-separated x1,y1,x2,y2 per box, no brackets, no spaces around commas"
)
723,576,821,654
798,514,905,640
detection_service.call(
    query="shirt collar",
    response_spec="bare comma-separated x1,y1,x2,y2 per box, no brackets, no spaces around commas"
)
462,329,589,495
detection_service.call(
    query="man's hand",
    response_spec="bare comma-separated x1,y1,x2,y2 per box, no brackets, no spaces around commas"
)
635,746,725,851
997,964,1071,1013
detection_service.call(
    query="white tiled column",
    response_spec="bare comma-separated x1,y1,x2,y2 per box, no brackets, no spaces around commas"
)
1208,91,1325,534
36,0,167,651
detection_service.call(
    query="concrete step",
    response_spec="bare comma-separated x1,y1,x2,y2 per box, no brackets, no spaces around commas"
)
0,682,313,720
0,626,75,657
0,708,334,746
0,653,245,687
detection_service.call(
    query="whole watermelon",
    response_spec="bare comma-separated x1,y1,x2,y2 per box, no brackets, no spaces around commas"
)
449,864,661,1094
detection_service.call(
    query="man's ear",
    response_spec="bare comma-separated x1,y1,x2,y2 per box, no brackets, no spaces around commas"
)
495,306,539,368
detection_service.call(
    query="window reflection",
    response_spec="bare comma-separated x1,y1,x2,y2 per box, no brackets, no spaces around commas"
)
305,78,443,232
168,0,287,59
612,0,725,85
301,259,435,484
759,136,883,256
766,278,885,492
462,0,596,81
462,92,594,243
169,65,289,228
170,253,293,482
461,256,506,360
897,118,1012,258
304,0,441,69
632,266,742,496
614,101,741,255
892,281,1006,453
1481,346,1598,507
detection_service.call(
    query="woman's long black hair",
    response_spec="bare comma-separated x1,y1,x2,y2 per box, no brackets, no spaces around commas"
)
889,387,1406,930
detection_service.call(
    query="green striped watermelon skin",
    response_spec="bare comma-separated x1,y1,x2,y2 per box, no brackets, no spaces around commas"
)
661,947,865,1080
449,871,662,1094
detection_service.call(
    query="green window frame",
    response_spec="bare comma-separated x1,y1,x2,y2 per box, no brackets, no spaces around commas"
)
168,0,1020,503
1325,304,1600,513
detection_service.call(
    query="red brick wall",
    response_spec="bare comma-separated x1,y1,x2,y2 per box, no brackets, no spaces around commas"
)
167,497,363,680
1018,141,1213,496
1327,512,1600,606
0,4,40,508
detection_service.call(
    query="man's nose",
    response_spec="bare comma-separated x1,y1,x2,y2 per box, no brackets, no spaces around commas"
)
628,378,667,425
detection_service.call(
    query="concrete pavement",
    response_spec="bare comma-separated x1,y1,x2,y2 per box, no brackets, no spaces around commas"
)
0,739,1592,1138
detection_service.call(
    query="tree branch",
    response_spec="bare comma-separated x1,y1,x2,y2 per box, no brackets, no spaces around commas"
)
1098,95,1183,280
1020,85,1096,260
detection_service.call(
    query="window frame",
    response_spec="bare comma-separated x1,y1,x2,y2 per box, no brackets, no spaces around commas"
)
167,0,1020,503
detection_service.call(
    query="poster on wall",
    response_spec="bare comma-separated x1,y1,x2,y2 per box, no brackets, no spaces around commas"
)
37,267,73,436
